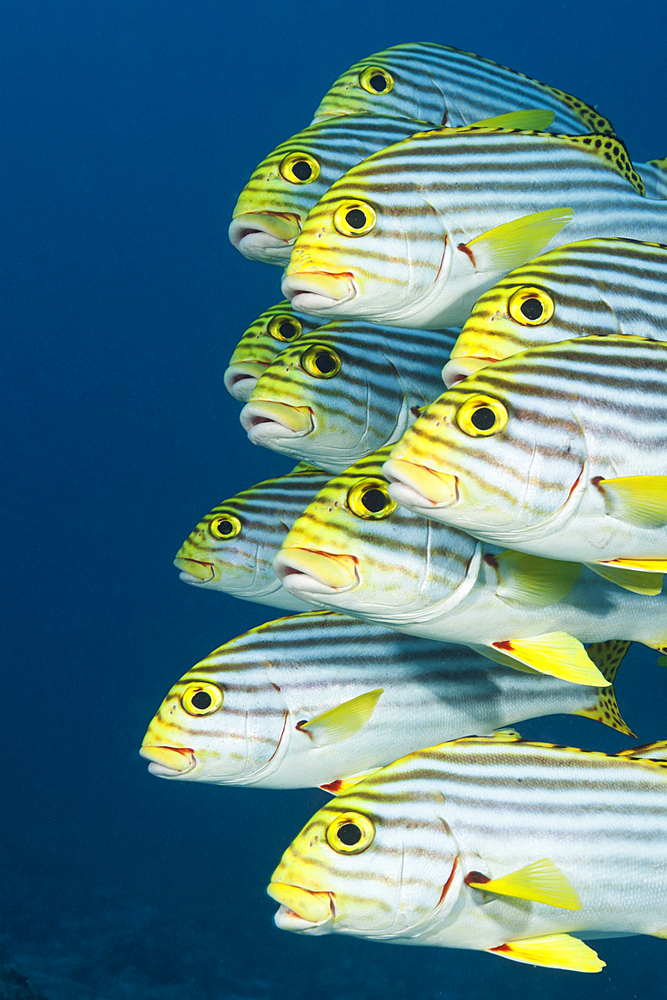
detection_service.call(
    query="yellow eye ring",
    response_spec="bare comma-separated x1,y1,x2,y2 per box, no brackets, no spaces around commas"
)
300,344,342,379
181,683,223,716
507,286,555,326
209,514,242,540
278,152,321,185
347,478,397,519
359,66,394,95
333,200,376,237
326,812,375,854
455,395,508,437
267,314,303,342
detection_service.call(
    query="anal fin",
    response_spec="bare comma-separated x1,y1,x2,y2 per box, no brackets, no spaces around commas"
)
489,933,605,972
491,632,609,686
586,561,663,595
320,768,382,795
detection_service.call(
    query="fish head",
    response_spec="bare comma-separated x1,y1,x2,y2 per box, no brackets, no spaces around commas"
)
275,446,476,620
224,301,321,402
385,357,588,536
140,652,288,785
268,763,461,939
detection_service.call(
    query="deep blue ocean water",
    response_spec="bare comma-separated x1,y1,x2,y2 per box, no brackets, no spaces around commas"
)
3,1,667,997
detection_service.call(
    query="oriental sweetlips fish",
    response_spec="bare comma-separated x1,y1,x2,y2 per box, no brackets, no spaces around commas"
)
268,735,667,972
139,612,631,791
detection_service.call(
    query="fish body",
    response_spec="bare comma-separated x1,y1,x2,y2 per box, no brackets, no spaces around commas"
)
225,301,322,401
268,736,667,970
239,323,457,473
174,463,328,611
283,128,667,330
385,335,667,577
275,448,667,683
443,238,667,385
139,612,628,790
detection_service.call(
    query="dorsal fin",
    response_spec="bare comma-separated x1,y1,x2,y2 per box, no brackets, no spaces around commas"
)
648,156,667,173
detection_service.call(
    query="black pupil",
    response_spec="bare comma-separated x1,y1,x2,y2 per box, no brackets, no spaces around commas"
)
345,208,367,230
192,690,212,710
315,352,336,374
216,519,234,535
471,407,496,431
362,488,387,513
279,320,298,339
292,160,313,181
337,823,362,846
520,297,544,321
370,73,387,92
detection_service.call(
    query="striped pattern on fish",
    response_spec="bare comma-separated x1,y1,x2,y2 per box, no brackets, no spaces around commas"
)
140,612,629,791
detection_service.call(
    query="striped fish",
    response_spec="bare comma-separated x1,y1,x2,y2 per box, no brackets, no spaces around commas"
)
443,238,667,386
274,447,667,684
239,322,457,473
385,335,667,586
139,611,630,791
282,127,667,330
173,463,328,612
225,301,322,402
268,735,667,971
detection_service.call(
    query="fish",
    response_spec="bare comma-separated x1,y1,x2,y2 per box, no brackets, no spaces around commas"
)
443,237,667,386
239,322,458,473
282,126,667,330
139,611,630,791
268,735,667,971
385,335,667,586
274,447,667,684
224,301,323,402
173,463,328,612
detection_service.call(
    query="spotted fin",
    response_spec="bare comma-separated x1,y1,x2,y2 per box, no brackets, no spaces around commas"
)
586,561,663,596
297,689,383,747
491,632,609,686
574,640,635,736
464,208,574,273
468,859,581,909
467,110,555,131
562,135,645,195
320,768,382,796
595,475,667,528
616,739,667,762
489,933,605,972
493,550,581,606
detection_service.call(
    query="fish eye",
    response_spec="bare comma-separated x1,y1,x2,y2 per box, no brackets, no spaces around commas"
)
300,344,342,379
278,152,321,185
268,314,303,342
209,514,242,540
359,66,394,95
456,394,509,437
326,812,375,854
333,199,377,237
181,683,223,716
507,286,555,326
347,478,398,519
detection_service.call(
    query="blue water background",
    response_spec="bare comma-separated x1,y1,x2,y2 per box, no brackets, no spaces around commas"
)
3,1,667,997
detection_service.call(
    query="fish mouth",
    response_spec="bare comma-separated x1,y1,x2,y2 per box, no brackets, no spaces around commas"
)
173,556,216,584
139,745,196,777
228,212,301,263
223,362,269,402
268,882,334,930
441,356,493,388
274,547,359,594
282,272,355,314
383,458,459,510
240,400,314,445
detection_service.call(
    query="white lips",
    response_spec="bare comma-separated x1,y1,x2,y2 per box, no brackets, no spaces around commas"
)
223,362,269,401
282,273,355,315
240,400,314,445
228,213,300,265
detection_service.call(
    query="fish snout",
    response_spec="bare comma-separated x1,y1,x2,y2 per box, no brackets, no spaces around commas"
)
223,362,269,401
139,744,196,777
383,458,459,510
173,557,217,584
228,212,301,264
441,356,493,388
275,547,359,594
240,400,314,445
282,272,355,314
268,882,334,931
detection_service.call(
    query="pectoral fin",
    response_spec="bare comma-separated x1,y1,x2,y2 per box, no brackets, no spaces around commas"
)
464,208,574,273
596,475,667,528
586,561,663,595
493,550,581,606
468,110,555,131
297,689,383,747
467,859,581,909
489,934,605,972
492,632,610,686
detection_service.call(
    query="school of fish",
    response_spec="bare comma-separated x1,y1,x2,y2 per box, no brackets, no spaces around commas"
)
142,42,667,976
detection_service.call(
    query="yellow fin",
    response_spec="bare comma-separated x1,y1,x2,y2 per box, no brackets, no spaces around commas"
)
320,768,382,796
491,632,610,687
493,550,581,606
290,461,324,474
616,739,667,761
648,156,667,173
468,110,555,131
603,558,667,573
489,933,605,972
651,928,667,938
490,728,522,741
586,561,663,595
466,208,574,273
468,858,581,909
575,640,635,736
596,475,667,528
563,135,645,195
297,689,383,747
